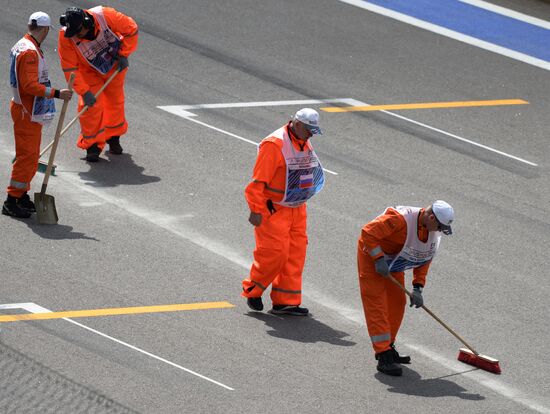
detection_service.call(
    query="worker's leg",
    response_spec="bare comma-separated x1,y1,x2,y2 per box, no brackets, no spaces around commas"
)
271,204,307,306
76,80,106,152
357,240,392,354
387,271,407,344
242,206,292,299
8,103,41,198
102,69,128,142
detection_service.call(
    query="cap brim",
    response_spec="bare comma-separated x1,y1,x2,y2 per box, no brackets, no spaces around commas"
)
305,125,322,135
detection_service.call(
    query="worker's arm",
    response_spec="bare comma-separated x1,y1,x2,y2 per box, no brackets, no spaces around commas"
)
103,7,139,57
16,50,49,97
360,209,406,260
412,260,431,288
57,32,90,96
244,141,281,222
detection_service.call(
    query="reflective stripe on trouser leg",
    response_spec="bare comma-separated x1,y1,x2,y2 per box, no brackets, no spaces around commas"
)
271,204,307,306
8,102,41,198
242,207,292,298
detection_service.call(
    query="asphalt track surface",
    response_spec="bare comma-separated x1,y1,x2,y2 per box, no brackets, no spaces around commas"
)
1,1,549,413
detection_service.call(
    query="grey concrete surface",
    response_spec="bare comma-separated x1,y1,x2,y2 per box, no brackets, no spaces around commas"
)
0,1,549,413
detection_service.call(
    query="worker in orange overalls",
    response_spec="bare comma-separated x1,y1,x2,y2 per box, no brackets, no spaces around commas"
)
57,6,138,162
3,12,73,219
242,108,325,316
357,201,454,376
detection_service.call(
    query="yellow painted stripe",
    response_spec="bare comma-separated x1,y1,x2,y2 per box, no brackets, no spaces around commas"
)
0,301,234,323
320,99,529,113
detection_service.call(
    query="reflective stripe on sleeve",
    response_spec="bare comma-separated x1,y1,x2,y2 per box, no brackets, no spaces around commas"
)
45,86,52,97
62,67,78,72
264,185,284,194
370,333,391,343
369,246,383,258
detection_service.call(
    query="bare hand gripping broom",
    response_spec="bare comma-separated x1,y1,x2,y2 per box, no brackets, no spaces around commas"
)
388,274,501,374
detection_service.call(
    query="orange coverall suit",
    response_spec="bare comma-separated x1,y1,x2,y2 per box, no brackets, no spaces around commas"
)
8,34,58,198
242,124,310,306
357,207,431,354
57,7,138,151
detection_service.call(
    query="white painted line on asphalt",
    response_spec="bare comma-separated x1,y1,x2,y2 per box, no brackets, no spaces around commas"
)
162,111,339,175
459,0,550,30
55,172,548,412
158,98,356,117
337,0,550,72
348,99,538,166
0,302,234,391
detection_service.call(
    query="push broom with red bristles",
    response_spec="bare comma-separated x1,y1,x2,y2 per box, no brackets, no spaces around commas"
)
388,275,501,374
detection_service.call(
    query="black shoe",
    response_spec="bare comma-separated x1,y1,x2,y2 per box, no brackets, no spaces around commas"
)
247,297,263,311
270,305,309,316
86,143,101,162
376,343,411,364
17,192,35,213
376,349,403,376
390,343,411,364
107,136,123,154
2,195,31,218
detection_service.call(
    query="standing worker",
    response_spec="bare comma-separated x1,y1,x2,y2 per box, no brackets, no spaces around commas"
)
241,108,325,316
3,12,73,219
57,6,138,162
357,201,454,376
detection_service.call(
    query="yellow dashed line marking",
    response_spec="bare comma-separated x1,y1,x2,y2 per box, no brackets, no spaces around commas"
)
320,99,529,112
0,301,235,322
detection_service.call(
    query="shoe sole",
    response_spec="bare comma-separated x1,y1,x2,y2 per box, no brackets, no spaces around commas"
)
269,309,309,316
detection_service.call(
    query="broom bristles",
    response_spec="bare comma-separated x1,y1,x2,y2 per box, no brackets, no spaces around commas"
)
457,348,501,374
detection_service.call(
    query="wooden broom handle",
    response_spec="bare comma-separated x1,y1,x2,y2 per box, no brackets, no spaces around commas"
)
387,274,480,355
40,73,75,196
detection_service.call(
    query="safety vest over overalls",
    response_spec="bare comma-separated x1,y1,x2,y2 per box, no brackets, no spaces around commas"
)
385,206,441,272
71,6,121,74
10,38,55,125
270,126,325,207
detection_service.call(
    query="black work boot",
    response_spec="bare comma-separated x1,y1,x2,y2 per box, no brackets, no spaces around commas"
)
390,343,411,364
270,305,309,316
107,136,123,154
247,297,263,311
17,192,36,213
376,349,403,376
86,143,101,162
2,195,31,218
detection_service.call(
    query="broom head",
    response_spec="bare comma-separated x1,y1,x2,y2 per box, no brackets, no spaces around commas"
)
458,348,501,374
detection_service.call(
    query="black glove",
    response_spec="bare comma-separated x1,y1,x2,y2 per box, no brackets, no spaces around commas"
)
83,91,96,107
410,286,423,308
117,55,129,70
374,257,390,278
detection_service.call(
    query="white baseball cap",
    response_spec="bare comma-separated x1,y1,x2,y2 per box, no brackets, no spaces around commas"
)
28,11,53,28
293,108,322,135
432,200,454,234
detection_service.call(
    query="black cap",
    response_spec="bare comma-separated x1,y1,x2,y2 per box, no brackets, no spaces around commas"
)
60,7,85,38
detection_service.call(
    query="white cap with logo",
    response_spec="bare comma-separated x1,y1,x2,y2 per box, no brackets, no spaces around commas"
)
293,108,322,135
432,200,454,234
28,11,53,28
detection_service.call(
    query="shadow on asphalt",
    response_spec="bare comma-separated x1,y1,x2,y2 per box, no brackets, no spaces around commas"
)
375,366,485,400
15,218,99,241
245,311,356,346
78,152,160,188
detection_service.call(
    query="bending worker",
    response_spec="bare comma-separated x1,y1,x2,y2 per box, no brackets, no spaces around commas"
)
57,6,138,162
242,108,325,316
3,12,73,219
357,200,454,376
